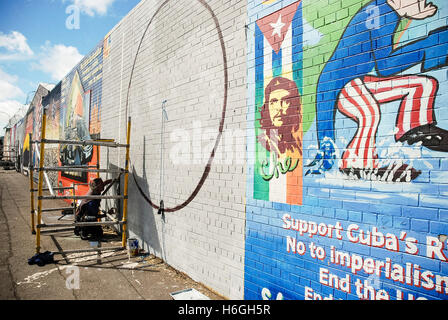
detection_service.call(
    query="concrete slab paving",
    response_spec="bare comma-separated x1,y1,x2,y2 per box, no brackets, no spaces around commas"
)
0,169,226,300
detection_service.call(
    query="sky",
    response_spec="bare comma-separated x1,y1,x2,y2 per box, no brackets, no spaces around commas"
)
0,0,141,135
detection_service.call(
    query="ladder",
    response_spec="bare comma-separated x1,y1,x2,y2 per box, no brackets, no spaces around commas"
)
30,108,132,255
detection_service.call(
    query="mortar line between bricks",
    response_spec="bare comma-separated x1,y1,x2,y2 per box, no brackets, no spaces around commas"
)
0,180,19,299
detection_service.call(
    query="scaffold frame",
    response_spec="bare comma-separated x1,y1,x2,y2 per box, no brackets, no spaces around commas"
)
30,109,132,254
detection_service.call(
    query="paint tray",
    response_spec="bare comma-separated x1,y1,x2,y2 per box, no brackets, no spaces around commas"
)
170,288,210,300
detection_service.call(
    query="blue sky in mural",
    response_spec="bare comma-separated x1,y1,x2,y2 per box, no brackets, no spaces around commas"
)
0,0,140,133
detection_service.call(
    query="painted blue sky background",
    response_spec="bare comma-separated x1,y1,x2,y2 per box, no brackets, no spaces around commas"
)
0,0,140,134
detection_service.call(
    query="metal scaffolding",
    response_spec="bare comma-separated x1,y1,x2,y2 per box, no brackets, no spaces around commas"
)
30,109,132,255
1,146,18,170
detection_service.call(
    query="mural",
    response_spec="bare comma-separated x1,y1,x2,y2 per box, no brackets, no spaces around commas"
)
22,109,34,170
44,82,61,142
33,96,43,168
246,0,448,300
2,41,103,199
42,82,61,185
14,117,25,170
59,43,103,189
253,0,304,205
306,0,448,181
18,85,52,172
60,71,93,171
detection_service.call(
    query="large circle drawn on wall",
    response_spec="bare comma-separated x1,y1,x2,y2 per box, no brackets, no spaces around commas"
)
126,0,228,213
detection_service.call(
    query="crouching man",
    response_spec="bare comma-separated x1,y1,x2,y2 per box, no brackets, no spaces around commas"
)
74,177,113,240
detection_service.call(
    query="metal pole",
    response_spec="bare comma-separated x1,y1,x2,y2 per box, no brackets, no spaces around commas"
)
38,221,122,228
159,100,168,215
96,144,100,179
52,246,124,255
29,133,36,235
121,117,131,248
38,195,125,200
72,184,77,220
38,139,127,148
36,110,47,253
34,143,54,196
33,167,126,173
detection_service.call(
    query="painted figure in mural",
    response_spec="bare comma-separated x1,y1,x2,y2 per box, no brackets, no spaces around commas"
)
258,77,302,157
60,72,93,167
306,0,448,182
258,76,302,179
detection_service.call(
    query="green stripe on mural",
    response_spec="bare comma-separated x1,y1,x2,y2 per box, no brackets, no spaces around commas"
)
254,82,270,201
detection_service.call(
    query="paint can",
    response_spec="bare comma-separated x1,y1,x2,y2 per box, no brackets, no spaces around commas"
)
127,238,139,257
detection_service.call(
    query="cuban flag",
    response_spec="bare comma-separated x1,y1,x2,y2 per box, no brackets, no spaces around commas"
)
253,0,304,205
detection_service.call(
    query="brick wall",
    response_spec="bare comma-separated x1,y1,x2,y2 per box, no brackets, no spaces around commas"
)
10,0,448,301
246,0,448,300
100,0,247,299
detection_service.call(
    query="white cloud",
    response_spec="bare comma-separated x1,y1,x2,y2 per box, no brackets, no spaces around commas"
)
32,42,84,81
0,31,34,61
0,100,23,120
66,0,116,16
0,68,26,130
0,68,25,102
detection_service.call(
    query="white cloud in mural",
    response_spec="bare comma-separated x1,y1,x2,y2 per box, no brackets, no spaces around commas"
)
65,0,116,16
0,31,34,61
302,17,323,47
32,42,84,81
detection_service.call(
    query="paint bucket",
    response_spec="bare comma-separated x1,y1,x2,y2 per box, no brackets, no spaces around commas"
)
127,238,139,257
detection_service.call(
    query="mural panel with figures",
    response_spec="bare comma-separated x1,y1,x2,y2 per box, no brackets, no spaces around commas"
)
58,42,103,194
42,82,61,185
22,109,34,171
246,0,448,300
253,0,304,206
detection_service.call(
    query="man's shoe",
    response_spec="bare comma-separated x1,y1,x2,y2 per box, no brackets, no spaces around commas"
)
28,253,40,265
398,124,448,152
28,251,55,266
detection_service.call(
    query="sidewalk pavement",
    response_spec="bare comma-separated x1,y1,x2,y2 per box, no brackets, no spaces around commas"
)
0,169,225,300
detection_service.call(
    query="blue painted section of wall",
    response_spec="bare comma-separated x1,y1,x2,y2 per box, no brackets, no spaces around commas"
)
246,0,448,300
